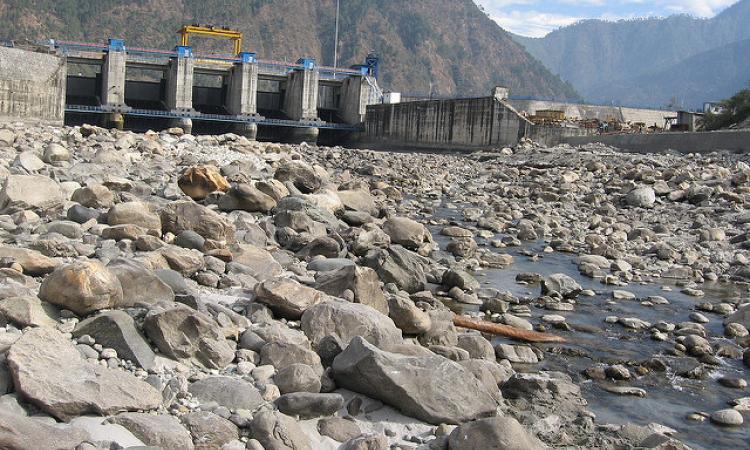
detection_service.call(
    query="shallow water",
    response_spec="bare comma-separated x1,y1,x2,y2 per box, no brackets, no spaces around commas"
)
427,211,750,449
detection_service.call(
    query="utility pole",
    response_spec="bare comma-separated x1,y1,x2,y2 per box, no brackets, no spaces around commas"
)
333,0,340,78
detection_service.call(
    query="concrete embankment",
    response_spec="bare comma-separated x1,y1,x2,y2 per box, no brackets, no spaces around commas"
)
507,99,671,126
564,129,750,154
0,46,66,125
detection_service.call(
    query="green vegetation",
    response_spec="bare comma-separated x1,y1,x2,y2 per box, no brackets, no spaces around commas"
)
702,87,750,130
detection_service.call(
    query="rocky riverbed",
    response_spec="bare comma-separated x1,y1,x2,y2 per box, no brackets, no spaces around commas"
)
0,123,748,450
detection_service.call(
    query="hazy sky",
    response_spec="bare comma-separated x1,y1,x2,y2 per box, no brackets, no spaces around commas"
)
474,0,740,37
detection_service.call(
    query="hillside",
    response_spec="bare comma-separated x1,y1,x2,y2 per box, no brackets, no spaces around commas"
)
0,0,580,100
514,0,750,108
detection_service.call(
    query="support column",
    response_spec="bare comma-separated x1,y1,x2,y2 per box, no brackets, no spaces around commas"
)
283,58,320,121
227,52,260,117
339,74,379,125
165,46,194,112
101,39,127,108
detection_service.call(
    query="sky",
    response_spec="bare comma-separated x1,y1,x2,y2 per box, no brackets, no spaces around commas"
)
474,0,741,37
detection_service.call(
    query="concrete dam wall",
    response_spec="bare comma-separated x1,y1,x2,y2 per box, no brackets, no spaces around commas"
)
0,47,66,125
508,99,672,127
362,97,532,151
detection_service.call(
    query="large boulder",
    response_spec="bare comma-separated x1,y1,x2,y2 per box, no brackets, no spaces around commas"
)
302,300,402,350
38,260,124,316
387,295,432,335
110,413,194,450
332,337,498,424
336,189,378,216
625,186,656,208
0,410,91,450
382,217,429,250
73,310,156,370
107,201,162,232
107,258,175,307
143,304,235,369
161,200,235,244
447,416,543,450
178,165,230,200
71,184,115,209
275,392,344,419
541,273,582,299
260,341,324,375
0,296,57,328
314,265,388,315
188,377,263,411
274,160,322,194
218,183,276,213
725,304,750,330
230,244,283,281
363,246,427,294
6,328,161,421
254,277,323,319
0,175,64,215
250,411,312,450
181,411,239,450
0,246,59,276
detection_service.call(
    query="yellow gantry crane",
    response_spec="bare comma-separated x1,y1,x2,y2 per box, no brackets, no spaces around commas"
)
177,25,243,55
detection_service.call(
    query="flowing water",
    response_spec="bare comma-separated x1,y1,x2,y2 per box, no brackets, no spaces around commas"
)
426,208,750,449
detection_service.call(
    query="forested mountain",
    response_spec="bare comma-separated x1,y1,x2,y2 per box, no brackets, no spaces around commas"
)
514,0,750,108
0,0,580,100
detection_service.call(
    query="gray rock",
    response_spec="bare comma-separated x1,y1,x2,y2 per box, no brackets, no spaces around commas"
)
174,230,206,250
457,334,495,360
143,304,235,369
260,341,323,375
181,411,239,450
39,260,124,315
6,328,161,421
67,204,101,224
0,296,57,328
274,160,321,194
73,310,156,370
337,189,378,216
0,246,59,276
107,258,175,307
274,363,322,394
442,269,480,291
626,186,656,208
495,344,539,364
161,200,235,244
541,273,582,298
71,184,115,209
447,416,543,450
317,417,362,442
314,265,388,315
301,300,402,350
382,217,429,250
110,413,194,450
43,143,70,164
332,337,498,424
710,409,744,426
188,377,263,411
14,151,45,172
0,175,64,215
219,184,276,213
340,434,389,450
387,295,432,335
363,246,427,294
275,392,344,419
250,410,312,450
108,201,162,231
0,410,90,450
254,277,323,319
725,304,750,330
230,244,283,281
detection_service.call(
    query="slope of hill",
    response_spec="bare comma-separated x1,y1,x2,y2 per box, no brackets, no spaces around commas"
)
513,0,750,108
0,0,580,100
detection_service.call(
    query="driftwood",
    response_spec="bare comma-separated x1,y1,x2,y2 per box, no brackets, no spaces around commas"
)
452,315,566,344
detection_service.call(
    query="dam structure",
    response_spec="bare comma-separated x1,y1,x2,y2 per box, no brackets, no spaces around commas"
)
56,38,381,141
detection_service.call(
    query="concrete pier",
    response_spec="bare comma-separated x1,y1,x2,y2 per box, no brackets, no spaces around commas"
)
101,39,127,109
283,58,320,121
226,52,259,117
339,75,376,125
165,46,194,112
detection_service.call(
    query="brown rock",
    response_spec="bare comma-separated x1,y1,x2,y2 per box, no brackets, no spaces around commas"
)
38,260,123,315
178,165,230,200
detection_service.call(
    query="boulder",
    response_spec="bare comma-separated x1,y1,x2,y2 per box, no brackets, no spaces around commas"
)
43,143,70,164
218,183,276,213
0,175,64,214
314,265,388,314
107,258,175,307
447,416,543,450
275,392,345,419
442,269,480,291
725,304,750,330
110,413,194,450
274,363,322,394
178,165,230,200
73,310,156,370
274,160,322,194
260,341,324,375
181,411,239,450
159,246,206,277
332,337,498,424
230,244,283,281
161,200,235,244
71,184,115,208
382,217,429,250
337,189,378,216
6,328,161,421
0,410,90,450
0,246,59,276
317,417,362,442
38,260,124,316
0,296,57,328
302,300,402,350
254,277,323,319
188,376,263,411
363,246,427,294
387,295,432,335
341,434,389,450
457,334,495,360
143,304,235,369
250,411,312,450
626,186,656,208
108,201,162,231
541,273,582,298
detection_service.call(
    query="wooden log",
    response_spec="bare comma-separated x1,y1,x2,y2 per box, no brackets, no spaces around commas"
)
452,315,566,344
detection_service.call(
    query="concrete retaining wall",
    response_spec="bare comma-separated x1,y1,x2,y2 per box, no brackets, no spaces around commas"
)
564,130,750,154
0,47,66,125
508,99,671,126
362,97,528,151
